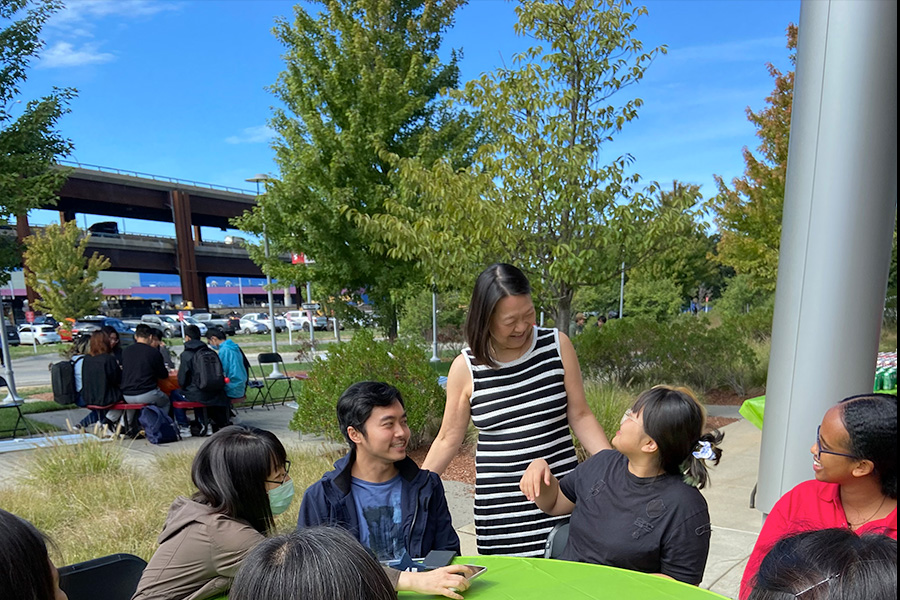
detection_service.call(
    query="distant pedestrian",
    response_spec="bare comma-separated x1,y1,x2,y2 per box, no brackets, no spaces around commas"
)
596,314,607,328
573,313,586,336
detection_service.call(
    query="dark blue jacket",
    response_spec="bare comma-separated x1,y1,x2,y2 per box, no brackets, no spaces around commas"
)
297,450,460,558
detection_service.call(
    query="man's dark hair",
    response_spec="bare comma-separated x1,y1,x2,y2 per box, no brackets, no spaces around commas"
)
183,324,202,340
336,382,404,449
207,326,226,341
149,328,164,341
134,323,153,339
840,393,897,498
230,527,396,600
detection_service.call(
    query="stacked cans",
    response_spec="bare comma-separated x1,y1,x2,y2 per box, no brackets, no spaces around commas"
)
875,351,898,391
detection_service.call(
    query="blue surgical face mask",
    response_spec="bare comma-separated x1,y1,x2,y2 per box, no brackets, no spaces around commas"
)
268,479,295,515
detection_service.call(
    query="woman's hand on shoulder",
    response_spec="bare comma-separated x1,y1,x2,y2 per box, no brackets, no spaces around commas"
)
520,459,552,502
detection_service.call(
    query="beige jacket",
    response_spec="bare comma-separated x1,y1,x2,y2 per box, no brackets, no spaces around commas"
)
132,497,264,600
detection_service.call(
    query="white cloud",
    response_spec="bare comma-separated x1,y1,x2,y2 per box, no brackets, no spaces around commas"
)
668,37,785,64
38,41,115,68
48,0,179,28
226,125,277,145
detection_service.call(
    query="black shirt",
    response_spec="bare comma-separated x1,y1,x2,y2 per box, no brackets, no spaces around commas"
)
559,450,711,584
120,341,168,396
81,353,123,407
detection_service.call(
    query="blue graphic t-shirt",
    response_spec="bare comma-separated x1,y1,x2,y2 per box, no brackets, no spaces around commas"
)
351,475,404,564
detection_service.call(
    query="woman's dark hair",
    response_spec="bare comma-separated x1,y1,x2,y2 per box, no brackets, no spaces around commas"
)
88,330,111,356
230,526,396,600
191,425,287,534
748,528,897,600
0,509,58,600
465,263,532,368
839,393,897,498
337,381,404,449
100,325,118,343
632,385,724,489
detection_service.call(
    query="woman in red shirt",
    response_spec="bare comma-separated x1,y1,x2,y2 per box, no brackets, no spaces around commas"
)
740,393,897,599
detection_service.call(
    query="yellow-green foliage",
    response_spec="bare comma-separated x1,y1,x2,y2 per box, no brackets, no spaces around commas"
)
0,435,340,565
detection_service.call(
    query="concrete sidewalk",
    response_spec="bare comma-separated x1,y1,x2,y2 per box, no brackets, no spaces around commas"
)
7,405,762,599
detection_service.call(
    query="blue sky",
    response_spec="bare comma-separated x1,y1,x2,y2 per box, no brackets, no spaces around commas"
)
18,0,801,240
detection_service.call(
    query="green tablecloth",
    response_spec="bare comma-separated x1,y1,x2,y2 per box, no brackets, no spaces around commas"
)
740,388,898,431
399,556,728,600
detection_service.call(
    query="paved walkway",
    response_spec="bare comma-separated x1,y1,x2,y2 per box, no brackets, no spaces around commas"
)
5,404,762,599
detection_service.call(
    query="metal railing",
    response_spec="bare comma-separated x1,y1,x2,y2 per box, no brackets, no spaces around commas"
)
57,159,257,196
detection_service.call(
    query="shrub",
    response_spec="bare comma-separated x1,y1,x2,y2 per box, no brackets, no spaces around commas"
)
289,329,445,449
624,277,684,321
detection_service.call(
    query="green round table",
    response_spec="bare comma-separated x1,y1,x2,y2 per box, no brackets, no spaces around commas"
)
399,556,728,600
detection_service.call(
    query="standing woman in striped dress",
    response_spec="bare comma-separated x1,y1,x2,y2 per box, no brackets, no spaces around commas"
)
422,263,611,557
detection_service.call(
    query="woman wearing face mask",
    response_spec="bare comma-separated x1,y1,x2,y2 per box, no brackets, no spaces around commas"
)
132,425,294,600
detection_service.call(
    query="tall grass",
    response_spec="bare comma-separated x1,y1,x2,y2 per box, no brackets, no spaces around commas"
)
0,435,341,565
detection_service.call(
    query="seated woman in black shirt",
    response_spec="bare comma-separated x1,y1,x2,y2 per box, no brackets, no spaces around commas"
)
520,386,724,584
81,331,123,410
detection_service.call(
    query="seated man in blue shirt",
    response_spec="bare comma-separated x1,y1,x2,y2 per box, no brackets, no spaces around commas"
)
298,381,460,564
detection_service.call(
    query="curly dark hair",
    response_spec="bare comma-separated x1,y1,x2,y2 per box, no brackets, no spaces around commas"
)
839,393,897,498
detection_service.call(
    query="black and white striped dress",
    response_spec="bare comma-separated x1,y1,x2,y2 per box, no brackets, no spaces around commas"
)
464,326,577,556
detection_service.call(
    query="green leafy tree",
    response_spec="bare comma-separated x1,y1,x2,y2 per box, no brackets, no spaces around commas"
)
352,0,689,328
23,221,110,327
623,276,682,322
1,0,75,283
234,0,479,340
712,25,797,291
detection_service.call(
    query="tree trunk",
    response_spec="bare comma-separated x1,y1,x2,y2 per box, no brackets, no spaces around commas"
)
555,289,574,337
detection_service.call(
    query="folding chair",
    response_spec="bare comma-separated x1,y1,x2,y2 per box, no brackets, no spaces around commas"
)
242,360,272,410
543,521,570,559
0,375,35,438
58,553,147,600
258,352,297,406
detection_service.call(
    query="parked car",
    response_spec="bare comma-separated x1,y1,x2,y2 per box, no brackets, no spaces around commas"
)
70,317,136,347
182,316,207,336
283,310,328,332
192,312,239,335
18,324,62,345
140,314,182,338
3,320,19,346
238,315,269,335
243,312,286,332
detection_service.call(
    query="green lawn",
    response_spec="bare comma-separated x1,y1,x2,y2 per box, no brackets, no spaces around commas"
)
8,343,66,359
0,400,66,439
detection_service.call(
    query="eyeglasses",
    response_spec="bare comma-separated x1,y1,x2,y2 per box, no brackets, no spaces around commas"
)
815,427,858,460
621,408,640,426
266,460,291,485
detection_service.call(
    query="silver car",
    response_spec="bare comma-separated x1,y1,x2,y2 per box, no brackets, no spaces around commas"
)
238,315,269,335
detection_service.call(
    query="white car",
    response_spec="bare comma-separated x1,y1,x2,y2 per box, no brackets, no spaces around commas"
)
283,310,328,331
238,315,269,335
243,312,286,332
182,316,208,336
17,324,62,345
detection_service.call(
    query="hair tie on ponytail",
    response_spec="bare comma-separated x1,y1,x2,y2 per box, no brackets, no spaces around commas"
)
692,440,716,460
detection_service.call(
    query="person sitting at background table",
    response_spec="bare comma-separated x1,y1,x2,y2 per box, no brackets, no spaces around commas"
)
179,325,231,435
67,334,101,429
105,324,169,429
0,509,68,600
206,326,247,402
101,325,123,366
739,393,897,600
81,330,123,414
520,385,723,585
747,528,896,600
230,527,396,600
149,327,175,370
423,263,610,557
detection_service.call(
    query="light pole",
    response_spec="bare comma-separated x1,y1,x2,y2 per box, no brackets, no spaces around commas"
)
430,283,440,363
246,174,282,378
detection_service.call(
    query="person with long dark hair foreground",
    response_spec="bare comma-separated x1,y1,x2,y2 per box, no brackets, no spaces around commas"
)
520,386,723,584
231,527,396,600
748,528,896,600
132,425,292,600
0,509,68,600
740,393,897,599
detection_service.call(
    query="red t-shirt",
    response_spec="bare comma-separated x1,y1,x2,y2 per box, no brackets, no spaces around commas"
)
739,479,897,599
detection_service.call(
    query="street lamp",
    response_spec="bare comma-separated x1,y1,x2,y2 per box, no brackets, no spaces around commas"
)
246,174,282,378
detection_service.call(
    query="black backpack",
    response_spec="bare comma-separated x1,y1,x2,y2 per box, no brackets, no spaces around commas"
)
50,356,83,405
194,346,226,392
138,405,179,444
